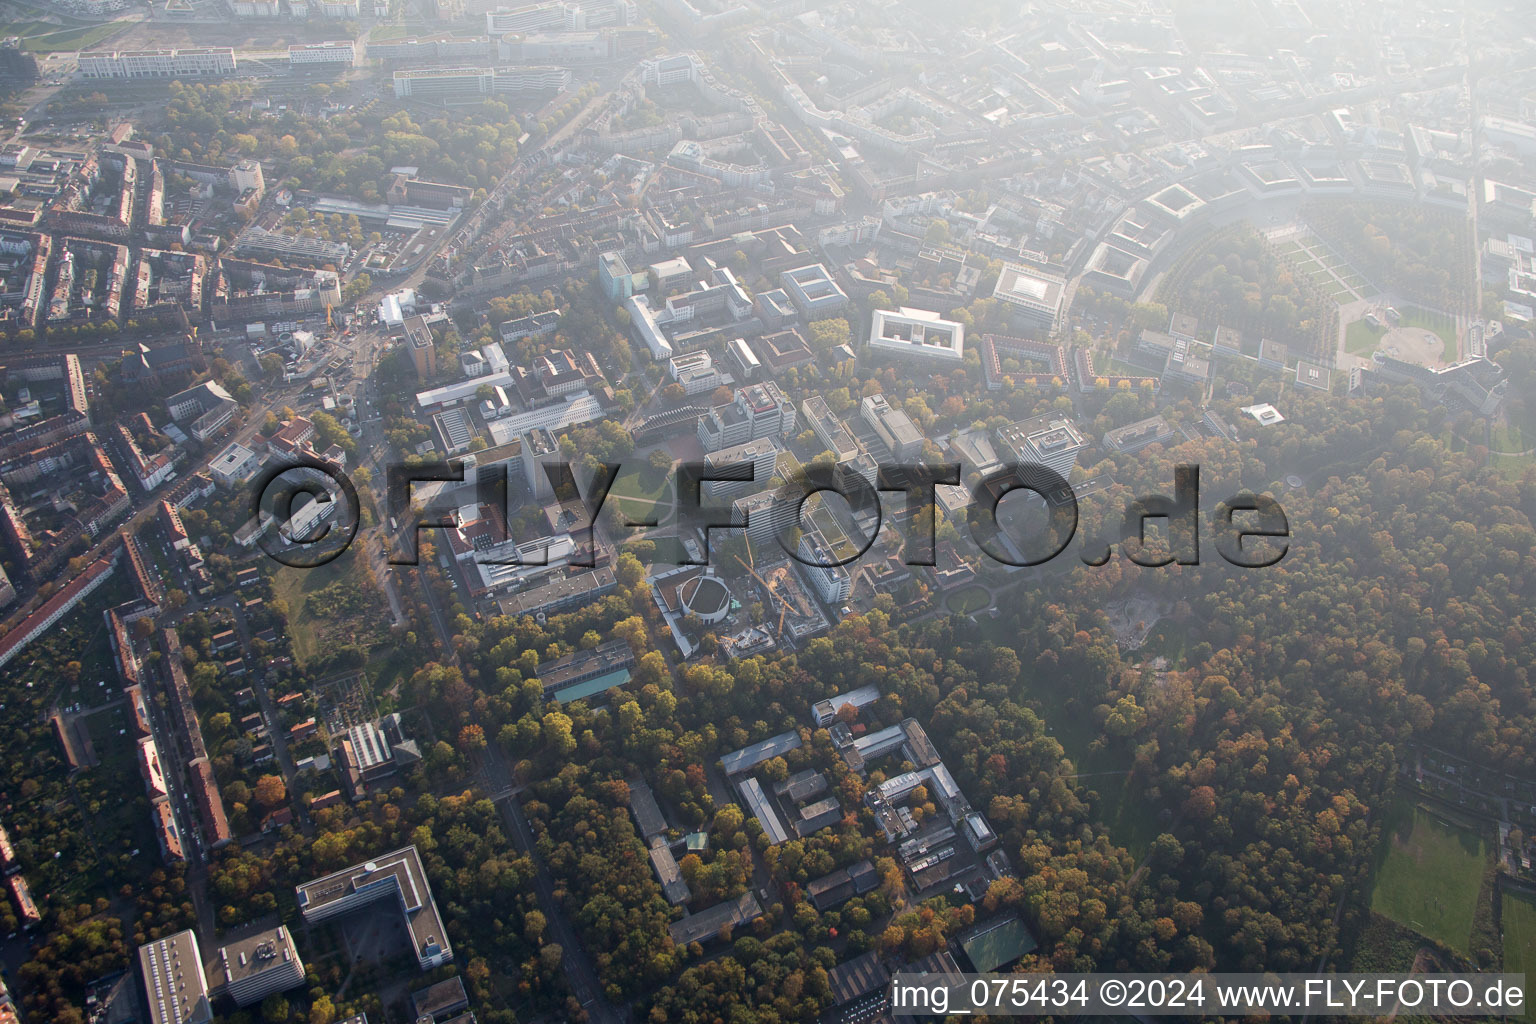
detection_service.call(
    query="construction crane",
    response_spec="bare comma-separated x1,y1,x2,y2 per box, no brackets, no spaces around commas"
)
736,544,795,638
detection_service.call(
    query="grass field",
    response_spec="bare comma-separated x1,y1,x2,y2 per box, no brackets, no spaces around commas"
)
1503,892,1536,1018
945,585,991,615
1347,319,1386,355
0,18,125,52
609,463,672,524
1369,797,1488,955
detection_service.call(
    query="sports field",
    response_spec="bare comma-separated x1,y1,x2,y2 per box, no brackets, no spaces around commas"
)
1502,892,1536,1019
1369,798,1487,955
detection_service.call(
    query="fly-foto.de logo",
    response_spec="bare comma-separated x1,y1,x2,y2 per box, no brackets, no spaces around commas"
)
252,458,1290,572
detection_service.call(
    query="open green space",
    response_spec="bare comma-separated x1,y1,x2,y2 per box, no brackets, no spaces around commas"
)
1347,319,1385,356
1369,797,1488,955
609,462,672,523
1502,892,1536,1018
0,18,125,52
269,545,388,665
945,585,991,615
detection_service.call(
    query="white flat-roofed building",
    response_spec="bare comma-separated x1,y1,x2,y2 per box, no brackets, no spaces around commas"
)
486,0,567,33
698,382,795,451
728,337,760,380
991,263,1067,331
522,426,559,500
779,263,849,318
393,66,491,99
625,295,673,361
860,393,922,460
668,350,730,395
288,41,357,65
208,925,305,1007
295,846,451,971
801,395,859,462
734,488,797,545
704,438,779,500
139,930,212,1024
868,307,966,364
79,47,236,79
797,528,852,605
210,442,263,487
997,414,1087,480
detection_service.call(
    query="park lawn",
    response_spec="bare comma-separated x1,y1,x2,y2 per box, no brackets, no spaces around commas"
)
609,463,672,524
369,23,410,39
945,585,991,616
1491,453,1534,480
1369,797,1488,955
1347,319,1385,355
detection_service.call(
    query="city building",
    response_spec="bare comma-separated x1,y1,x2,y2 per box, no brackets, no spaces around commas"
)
801,396,859,463
139,930,212,1024
1102,415,1177,454
78,48,236,79
797,527,853,605
704,438,780,500
207,926,305,1007
996,415,1088,480
860,393,922,460
405,315,437,379
990,262,1067,331
295,846,452,971
697,382,795,451
288,41,358,66
668,350,731,395
536,640,637,702
868,307,966,363
779,263,849,318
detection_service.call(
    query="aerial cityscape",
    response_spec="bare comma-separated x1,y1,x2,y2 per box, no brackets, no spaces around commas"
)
0,0,1531,1019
